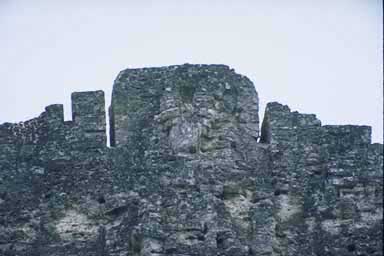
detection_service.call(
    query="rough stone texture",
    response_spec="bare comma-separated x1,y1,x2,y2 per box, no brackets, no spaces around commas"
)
261,102,382,256
0,64,382,256
72,90,107,145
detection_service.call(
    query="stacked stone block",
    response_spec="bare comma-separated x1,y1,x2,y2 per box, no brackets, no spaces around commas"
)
71,90,107,145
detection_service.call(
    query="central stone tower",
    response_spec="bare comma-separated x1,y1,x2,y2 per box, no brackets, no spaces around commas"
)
109,64,259,155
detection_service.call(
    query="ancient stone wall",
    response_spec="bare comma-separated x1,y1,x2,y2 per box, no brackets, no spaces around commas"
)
261,102,383,256
0,64,382,256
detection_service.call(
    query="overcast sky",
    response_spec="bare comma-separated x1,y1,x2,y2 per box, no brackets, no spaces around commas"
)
1,0,382,143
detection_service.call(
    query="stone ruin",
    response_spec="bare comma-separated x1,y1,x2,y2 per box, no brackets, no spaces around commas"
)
0,64,382,256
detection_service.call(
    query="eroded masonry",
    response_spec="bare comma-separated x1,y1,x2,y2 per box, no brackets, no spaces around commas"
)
0,64,382,256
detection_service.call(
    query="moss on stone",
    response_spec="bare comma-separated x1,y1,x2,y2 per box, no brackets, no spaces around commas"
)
176,79,196,103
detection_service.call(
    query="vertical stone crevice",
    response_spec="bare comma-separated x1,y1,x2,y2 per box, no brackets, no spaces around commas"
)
259,113,271,144
108,105,115,147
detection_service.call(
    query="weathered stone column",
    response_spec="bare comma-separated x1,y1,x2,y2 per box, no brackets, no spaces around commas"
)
71,90,106,145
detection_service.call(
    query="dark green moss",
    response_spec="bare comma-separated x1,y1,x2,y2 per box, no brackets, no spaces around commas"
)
177,79,196,103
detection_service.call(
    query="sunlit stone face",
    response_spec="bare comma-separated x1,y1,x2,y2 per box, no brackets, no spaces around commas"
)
157,76,259,155
158,85,213,154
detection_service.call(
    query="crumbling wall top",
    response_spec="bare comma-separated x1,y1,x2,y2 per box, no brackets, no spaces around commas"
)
0,90,107,147
109,64,259,153
260,101,373,148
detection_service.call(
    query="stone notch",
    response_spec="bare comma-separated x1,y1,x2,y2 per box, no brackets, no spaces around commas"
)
109,64,259,149
0,90,107,147
71,90,107,144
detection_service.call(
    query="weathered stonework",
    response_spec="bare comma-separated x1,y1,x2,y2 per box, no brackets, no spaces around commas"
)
0,64,382,256
261,102,382,256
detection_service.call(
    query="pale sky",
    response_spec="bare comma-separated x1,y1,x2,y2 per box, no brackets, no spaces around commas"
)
1,0,382,143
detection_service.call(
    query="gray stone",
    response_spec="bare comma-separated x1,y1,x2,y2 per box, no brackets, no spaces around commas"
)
0,64,382,256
